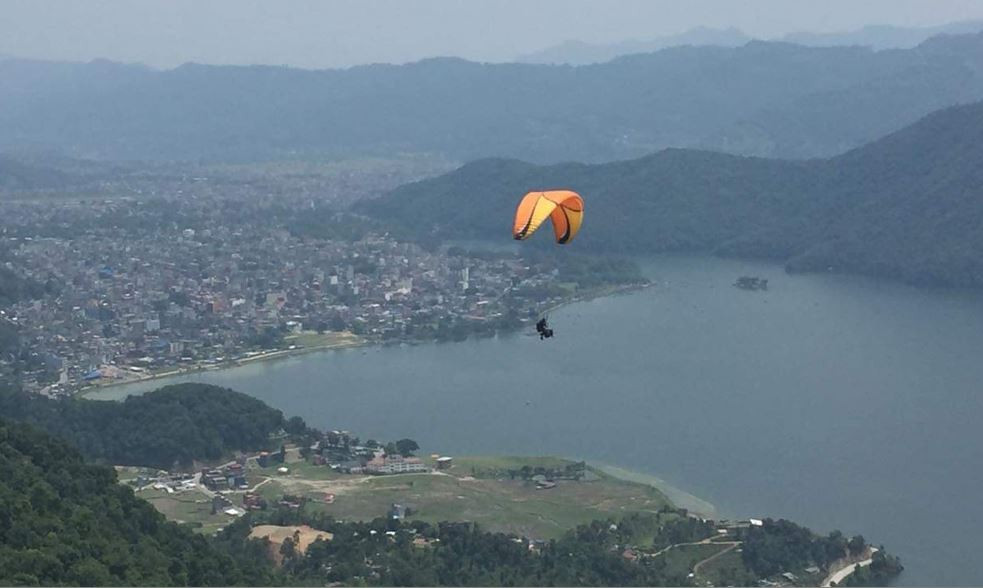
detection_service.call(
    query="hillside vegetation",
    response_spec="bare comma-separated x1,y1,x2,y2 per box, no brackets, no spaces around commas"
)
0,383,902,586
6,33,983,162
0,383,289,469
360,100,983,287
0,418,272,586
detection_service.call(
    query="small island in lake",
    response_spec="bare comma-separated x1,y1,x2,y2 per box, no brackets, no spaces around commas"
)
734,276,769,291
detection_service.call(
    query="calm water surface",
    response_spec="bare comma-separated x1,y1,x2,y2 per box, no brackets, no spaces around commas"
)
92,255,983,585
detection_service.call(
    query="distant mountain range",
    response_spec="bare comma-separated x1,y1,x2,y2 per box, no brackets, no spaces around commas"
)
4,32,983,163
517,20,983,65
781,20,983,49
358,100,983,287
515,27,751,65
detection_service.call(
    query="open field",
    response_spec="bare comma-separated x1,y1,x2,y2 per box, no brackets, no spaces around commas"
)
135,456,680,540
252,456,672,540
282,330,363,350
138,487,232,534
695,547,756,586
438,455,577,478
658,543,734,580
590,463,717,518
249,525,334,565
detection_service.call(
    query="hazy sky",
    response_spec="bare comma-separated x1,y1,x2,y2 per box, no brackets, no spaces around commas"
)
3,0,983,69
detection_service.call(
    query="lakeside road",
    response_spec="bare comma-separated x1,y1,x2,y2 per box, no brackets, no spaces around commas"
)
822,548,878,587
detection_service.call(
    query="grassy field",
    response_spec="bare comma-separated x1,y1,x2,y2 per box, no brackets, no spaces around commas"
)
440,455,576,478
657,543,734,580
251,456,671,540
135,456,682,540
591,463,717,518
283,331,363,350
694,546,756,586
138,487,232,535
254,459,342,481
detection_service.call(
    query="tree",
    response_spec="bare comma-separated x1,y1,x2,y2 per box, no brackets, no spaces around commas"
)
395,438,419,457
285,416,307,435
0,383,287,469
330,314,347,331
0,418,274,586
280,537,297,561
384,442,398,457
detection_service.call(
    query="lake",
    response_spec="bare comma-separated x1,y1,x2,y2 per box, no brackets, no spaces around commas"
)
89,255,983,585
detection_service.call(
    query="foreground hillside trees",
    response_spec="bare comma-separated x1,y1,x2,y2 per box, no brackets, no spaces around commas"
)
0,418,273,586
0,383,288,469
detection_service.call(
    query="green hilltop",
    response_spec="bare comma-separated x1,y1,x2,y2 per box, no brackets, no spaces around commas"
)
0,417,273,586
360,100,983,287
0,383,291,470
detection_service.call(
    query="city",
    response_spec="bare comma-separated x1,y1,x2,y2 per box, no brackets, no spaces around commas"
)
0,165,644,395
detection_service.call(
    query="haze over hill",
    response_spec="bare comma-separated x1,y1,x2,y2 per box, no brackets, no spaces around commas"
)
516,27,751,65
5,32,983,163
5,0,983,69
359,100,983,287
518,20,983,65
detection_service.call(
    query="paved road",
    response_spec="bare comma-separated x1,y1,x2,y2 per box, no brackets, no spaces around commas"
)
822,548,878,587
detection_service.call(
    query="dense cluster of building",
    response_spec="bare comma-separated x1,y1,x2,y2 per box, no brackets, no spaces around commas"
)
202,461,249,491
0,182,569,395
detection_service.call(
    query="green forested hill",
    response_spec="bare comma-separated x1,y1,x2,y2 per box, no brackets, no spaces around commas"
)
780,101,983,284
366,153,825,254
360,100,983,287
0,383,289,469
0,418,273,586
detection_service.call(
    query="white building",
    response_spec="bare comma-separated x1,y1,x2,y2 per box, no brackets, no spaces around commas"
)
366,455,428,475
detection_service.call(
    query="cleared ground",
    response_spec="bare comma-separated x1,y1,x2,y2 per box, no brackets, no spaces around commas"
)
138,487,232,535
249,525,334,565
695,547,758,586
282,330,363,350
134,456,677,540
255,456,671,540
658,543,734,580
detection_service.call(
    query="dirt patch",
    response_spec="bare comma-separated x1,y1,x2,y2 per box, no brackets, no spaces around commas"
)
249,524,333,565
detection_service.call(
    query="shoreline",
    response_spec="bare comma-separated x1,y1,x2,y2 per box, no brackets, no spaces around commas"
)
541,280,653,317
78,280,651,399
821,548,879,587
78,336,369,398
588,462,717,519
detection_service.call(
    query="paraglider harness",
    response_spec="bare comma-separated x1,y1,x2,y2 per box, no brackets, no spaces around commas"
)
536,317,554,340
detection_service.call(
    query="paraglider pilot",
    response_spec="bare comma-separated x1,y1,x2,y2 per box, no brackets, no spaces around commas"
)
536,317,553,340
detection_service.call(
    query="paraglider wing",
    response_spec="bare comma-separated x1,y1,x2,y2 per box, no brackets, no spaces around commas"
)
512,190,584,244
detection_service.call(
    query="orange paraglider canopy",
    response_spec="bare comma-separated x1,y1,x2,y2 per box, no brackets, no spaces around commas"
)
512,190,584,244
